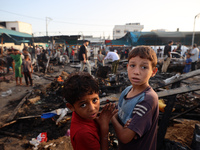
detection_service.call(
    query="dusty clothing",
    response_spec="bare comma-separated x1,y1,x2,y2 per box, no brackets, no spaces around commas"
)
190,47,199,71
70,112,100,150
162,57,171,72
112,60,119,74
80,60,91,75
104,51,119,61
10,54,23,77
118,86,159,150
22,60,32,86
104,51,120,74
22,60,32,73
97,54,104,66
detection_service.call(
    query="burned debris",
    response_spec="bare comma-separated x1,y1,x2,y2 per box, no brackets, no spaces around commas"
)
0,60,200,150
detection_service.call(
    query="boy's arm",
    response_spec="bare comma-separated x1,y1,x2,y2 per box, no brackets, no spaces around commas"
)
111,113,137,144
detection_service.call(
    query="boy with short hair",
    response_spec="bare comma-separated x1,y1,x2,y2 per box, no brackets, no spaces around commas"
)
63,72,117,150
183,52,192,73
111,46,159,150
22,54,33,86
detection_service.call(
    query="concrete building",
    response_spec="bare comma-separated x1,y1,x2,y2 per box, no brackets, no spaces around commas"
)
113,23,144,39
0,21,32,35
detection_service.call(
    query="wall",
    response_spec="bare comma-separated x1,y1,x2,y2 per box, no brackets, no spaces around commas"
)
6,21,32,35
113,23,144,40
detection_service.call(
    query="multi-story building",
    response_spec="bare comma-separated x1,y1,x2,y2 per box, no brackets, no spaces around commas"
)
0,21,32,35
113,23,144,39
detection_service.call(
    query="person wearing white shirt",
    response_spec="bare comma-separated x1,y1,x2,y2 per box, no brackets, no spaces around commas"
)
190,44,199,71
104,50,120,74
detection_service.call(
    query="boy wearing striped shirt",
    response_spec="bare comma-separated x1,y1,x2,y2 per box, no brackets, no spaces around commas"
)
111,46,159,150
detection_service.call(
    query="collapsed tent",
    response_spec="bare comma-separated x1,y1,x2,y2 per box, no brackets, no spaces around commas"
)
0,28,32,45
0,28,81,45
105,31,200,46
32,35,81,45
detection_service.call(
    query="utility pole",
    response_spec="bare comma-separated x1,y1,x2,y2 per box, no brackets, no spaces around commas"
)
46,17,52,36
192,13,200,47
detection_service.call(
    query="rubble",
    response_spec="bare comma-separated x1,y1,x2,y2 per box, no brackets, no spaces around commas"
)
0,62,200,149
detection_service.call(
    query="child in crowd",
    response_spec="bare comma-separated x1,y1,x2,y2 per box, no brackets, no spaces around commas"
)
8,49,23,86
22,54,33,86
71,48,75,63
183,53,192,73
97,50,104,67
111,46,159,150
63,72,117,150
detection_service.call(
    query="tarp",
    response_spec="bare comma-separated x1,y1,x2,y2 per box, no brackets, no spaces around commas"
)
0,28,31,44
106,31,200,46
32,35,81,45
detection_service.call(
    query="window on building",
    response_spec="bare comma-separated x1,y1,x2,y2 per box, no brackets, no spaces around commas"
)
133,30,138,32
11,27,16,31
124,30,128,33
116,30,120,34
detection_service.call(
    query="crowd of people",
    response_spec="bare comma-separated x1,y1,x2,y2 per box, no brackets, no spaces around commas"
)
1,41,200,86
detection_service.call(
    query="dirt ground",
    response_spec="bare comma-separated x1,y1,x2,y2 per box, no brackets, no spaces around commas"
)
0,63,200,150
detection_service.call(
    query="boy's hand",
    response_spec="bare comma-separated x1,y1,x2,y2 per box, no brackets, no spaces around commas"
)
95,103,118,129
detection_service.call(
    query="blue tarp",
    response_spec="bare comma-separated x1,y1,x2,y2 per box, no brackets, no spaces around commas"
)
106,31,200,46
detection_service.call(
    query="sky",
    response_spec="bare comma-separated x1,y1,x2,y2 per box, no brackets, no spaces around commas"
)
1,0,200,39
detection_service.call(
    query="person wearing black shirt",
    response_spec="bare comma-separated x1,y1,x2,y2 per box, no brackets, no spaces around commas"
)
79,40,91,75
162,40,173,72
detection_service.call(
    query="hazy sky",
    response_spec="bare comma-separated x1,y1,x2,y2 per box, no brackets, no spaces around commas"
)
1,0,200,38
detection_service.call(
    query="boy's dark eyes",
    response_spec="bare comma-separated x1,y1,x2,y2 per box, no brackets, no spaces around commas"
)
93,98,98,103
80,103,86,108
141,66,147,69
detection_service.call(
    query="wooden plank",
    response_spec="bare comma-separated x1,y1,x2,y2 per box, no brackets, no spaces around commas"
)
0,130,22,139
7,91,32,122
157,85,200,98
155,69,200,89
170,104,200,120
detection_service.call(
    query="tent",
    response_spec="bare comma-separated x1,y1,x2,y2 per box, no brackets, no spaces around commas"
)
105,31,200,46
0,28,32,45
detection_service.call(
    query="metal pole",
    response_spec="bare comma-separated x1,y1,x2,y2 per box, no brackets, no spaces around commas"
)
192,13,200,47
46,17,48,36
192,16,196,47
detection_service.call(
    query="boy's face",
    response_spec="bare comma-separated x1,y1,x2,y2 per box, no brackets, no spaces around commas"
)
186,54,190,58
67,92,100,120
127,56,157,87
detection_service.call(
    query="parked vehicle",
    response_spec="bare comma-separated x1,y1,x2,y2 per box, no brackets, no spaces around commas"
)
157,52,186,73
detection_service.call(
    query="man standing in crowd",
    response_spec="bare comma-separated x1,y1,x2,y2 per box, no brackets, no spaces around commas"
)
104,49,120,74
36,45,41,60
162,40,173,73
190,44,199,71
79,40,91,75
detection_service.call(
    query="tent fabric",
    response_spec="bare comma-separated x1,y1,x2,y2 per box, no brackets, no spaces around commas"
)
0,28,32,38
0,28,32,44
106,31,200,46
0,28,80,45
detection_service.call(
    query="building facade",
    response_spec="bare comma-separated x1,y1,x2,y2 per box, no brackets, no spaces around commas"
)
0,21,32,35
113,23,144,40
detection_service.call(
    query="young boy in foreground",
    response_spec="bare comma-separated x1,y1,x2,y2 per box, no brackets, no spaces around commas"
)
63,72,117,150
111,46,159,150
